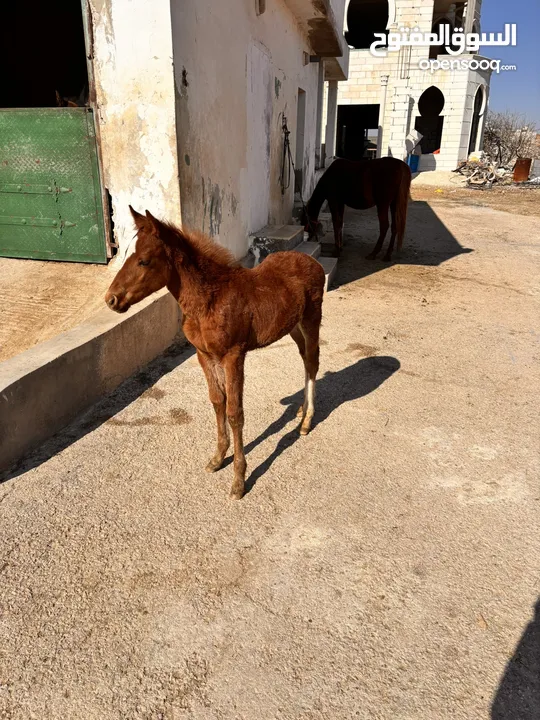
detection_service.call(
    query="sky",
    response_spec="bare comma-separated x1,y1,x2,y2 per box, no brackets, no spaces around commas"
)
480,0,540,126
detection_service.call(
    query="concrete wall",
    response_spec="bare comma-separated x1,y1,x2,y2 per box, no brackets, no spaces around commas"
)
0,291,183,475
337,0,491,171
170,0,323,259
89,0,181,261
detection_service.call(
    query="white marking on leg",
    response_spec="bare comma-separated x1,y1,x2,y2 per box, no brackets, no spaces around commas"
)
306,377,316,419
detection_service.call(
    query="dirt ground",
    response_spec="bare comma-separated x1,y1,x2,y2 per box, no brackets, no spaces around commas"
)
412,182,540,218
0,193,539,719
0,258,115,363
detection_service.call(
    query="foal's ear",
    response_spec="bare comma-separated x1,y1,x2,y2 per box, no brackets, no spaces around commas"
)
129,205,147,229
145,210,166,237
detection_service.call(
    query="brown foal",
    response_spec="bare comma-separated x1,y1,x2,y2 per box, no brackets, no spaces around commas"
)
105,207,325,499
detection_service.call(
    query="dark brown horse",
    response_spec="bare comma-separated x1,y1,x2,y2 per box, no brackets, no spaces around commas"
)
105,207,325,499
303,157,412,261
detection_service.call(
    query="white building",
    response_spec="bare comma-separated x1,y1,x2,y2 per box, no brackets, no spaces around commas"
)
92,0,352,260
0,0,349,264
323,0,491,171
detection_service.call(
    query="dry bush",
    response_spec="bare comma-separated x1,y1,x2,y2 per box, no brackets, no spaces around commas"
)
483,111,539,167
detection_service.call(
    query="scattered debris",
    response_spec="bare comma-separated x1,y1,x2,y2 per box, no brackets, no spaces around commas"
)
455,160,517,189
455,155,540,190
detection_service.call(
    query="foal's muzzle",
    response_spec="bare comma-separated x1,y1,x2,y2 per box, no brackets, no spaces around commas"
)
104,291,129,313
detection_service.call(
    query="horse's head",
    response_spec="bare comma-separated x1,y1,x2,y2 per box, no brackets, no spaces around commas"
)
304,217,324,241
105,207,174,313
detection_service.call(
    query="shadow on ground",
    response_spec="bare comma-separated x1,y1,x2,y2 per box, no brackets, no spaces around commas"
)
0,341,196,484
492,598,540,719
332,201,473,288
243,355,400,493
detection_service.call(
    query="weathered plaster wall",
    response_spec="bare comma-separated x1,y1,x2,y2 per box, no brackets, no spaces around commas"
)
89,0,181,261
337,0,491,171
170,0,322,259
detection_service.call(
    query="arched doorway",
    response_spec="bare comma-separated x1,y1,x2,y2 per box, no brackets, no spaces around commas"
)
414,86,445,155
468,86,485,155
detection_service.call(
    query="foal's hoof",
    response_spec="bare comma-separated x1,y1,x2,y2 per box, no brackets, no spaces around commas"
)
205,457,224,473
229,483,244,500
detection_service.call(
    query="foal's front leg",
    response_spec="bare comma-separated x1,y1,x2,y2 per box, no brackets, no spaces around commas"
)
223,351,247,499
197,350,230,473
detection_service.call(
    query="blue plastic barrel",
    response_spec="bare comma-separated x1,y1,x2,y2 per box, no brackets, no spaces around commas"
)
407,154,419,172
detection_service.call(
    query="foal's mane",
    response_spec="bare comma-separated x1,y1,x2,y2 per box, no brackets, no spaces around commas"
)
162,221,237,267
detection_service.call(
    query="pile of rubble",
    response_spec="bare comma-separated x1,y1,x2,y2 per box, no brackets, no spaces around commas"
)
453,159,514,188
454,154,540,189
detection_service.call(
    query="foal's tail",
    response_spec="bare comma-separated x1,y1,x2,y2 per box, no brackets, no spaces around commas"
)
396,164,412,251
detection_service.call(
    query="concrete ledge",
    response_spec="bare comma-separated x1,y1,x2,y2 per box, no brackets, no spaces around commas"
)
0,289,183,474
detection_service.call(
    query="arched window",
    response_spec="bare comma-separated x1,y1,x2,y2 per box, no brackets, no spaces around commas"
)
468,86,485,155
415,86,445,154
345,0,389,50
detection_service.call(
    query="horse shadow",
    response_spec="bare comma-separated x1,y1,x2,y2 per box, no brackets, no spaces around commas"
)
243,355,400,493
491,598,540,719
329,200,473,287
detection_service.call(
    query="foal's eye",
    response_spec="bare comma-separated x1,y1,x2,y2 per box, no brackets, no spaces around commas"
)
138,258,150,267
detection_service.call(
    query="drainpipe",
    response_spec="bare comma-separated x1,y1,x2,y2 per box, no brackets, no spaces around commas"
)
315,58,325,168
377,74,390,158
324,80,339,166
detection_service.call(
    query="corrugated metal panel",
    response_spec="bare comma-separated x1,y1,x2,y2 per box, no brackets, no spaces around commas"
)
0,108,107,263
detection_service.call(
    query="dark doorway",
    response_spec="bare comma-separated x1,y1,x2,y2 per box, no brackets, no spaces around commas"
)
337,104,380,160
0,0,89,108
295,89,307,192
414,86,445,154
468,86,484,155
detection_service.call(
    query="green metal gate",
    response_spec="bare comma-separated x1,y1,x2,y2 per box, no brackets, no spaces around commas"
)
0,108,107,263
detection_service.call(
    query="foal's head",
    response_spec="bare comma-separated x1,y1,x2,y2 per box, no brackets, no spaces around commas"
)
105,207,176,313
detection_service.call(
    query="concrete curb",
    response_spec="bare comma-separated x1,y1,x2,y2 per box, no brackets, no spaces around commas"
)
0,289,183,474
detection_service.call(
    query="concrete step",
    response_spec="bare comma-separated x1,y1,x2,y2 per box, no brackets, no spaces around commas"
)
294,241,321,259
249,224,304,265
318,256,338,291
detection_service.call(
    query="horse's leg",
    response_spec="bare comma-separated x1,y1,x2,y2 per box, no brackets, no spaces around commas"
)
223,350,247,499
383,199,398,262
197,350,230,472
366,203,390,259
329,200,345,255
298,304,322,436
290,324,308,419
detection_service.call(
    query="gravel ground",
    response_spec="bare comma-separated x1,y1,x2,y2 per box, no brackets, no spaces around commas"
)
0,196,538,719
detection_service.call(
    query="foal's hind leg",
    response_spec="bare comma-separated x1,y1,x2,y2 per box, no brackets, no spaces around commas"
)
197,351,230,473
366,203,390,259
290,325,308,419
298,308,322,436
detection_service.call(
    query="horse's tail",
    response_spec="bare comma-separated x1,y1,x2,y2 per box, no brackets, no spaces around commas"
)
396,164,412,251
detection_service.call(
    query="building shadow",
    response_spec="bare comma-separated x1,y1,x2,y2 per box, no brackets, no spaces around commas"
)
244,355,400,493
492,598,540,719
331,201,473,288
0,341,196,484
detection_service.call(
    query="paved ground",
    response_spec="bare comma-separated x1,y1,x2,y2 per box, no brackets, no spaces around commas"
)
0,193,539,719
0,258,114,363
